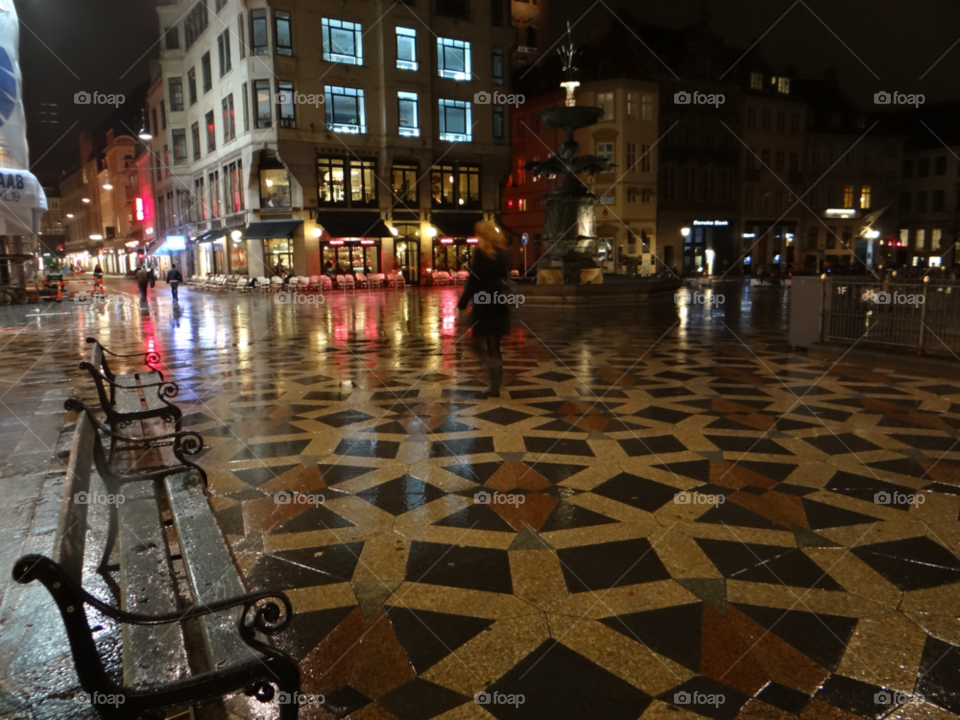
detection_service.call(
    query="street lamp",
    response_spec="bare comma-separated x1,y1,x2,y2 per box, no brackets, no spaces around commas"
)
681,227,690,238
138,110,152,141
231,230,242,241
425,226,438,238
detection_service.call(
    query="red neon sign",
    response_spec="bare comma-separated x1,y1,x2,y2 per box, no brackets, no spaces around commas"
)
135,197,145,221
440,238,454,244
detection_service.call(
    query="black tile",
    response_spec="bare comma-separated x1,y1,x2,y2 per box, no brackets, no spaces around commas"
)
442,461,503,484
370,389,420,401
232,438,313,460
851,536,960,591
303,390,353,401
635,406,694,424
591,472,679,512
734,604,858,671
317,463,375,485
272,503,356,534
801,498,879,530
557,538,671,592
916,635,960,714
475,407,533,426
803,433,880,455
824,471,917,511
433,503,517,532
508,388,557,399
246,543,364,590
523,436,595,457
618,435,687,456
357,475,446,516
533,463,589,483
535,371,575,382
888,433,958,452
333,438,400,459
600,603,702,671
737,461,799,483
657,676,749,720
442,389,488,400
377,678,469,720
696,539,843,591
317,409,375,427
757,682,810,715
430,436,495,458
540,501,618,531
697,501,782,530
814,674,888,719
654,459,711,483
273,606,356,662
705,435,792,455
867,457,931,478
646,386,694,398
321,685,372,717
483,640,652,719
406,541,513,594
232,464,299,487
385,606,494,674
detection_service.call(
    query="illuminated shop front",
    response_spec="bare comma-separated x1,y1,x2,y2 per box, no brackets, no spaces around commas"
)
432,212,484,272
240,220,303,277
393,221,420,284
194,229,227,276
315,210,391,276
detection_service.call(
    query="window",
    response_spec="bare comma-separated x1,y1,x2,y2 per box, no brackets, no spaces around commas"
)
641,94,654,121
492,48,504,85
398,92,419,137
238,13,246,59
790,112,800,133
640,144,651,172
349,160,377,206
806,227,818,249
826,227,836,249
254,79,272,128
789,152,799,173
218,31,231,76
322,18,362,65
514,157,526,186
172,129,187,165
932,228,942,250
518,198,527,211
917,229,926,250
184,0,208,49
208,170,221,217
810,142,820,166
201,52,212,93
187,68,197,105
843,185,854,208
774,76,790,94
277,81,295,128
437,38,471,80
626,142,636,168
241,82,249,132
431,164,478,207
916,191,928,213
164,26,179,50
596,142,613,162
760,149,771,167
275,10,292,56
903,159,913,178
396,27,417,70
215,0,227,12
596,92,614,120
163,145,169,177
935,156,947,176
251,9,268,55
224,160,244,214
392,164,417,204
493,106,504,144
438,99,471,141
317,157,346,204
260,168,290,207
933,189,945,212
899,192,911,214
222,94,236,141
491,0,504,25
160,100,166,128
191,122,201,160
151,108,158,137
168,77,184,112
626,92,636,119
750,72,763,90
746,107,756,129
205,110,216,153
641,188,653,203
761,109,771,130
324,86,366,134
437,0,470,20
918,157,930,177
776,111,785,132
774,150,785,171
860,185,871,210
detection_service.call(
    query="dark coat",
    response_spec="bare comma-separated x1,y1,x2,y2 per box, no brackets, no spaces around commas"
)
166,268,183,283
457,248,511,336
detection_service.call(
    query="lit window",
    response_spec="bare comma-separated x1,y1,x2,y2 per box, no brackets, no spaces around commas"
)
596,142,614,162
437,37,471,80
596,92,614,120
254,79,272,128
438,98,472,142
860,185,871,210
396,27,417,70
774,76,790,94
324,85,366,134
260,168,290,207
205,110,216,153
932,228,942,250
843,185,854,209
322,18,362,65
398,91,420,137
750,72,763,90
641,94,654,121
518,198,527,211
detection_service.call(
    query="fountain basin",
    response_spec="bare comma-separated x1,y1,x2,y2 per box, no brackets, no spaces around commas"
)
538,106,605,133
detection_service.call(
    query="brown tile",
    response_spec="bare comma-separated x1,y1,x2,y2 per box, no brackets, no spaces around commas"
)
700,604,769,696
349,607,416,699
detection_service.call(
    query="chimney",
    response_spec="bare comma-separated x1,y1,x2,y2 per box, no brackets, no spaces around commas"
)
824,67,838,83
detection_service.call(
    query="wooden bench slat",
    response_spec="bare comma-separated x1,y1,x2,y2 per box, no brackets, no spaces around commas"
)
117,480,190,687
143,389,170,412
54,414,95,584
114,370,162,389
114,389,144,415
165,471,250,671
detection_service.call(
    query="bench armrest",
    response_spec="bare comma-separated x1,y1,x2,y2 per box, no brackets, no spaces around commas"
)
86,336,162,367
80,366,180,400
14,554,293,634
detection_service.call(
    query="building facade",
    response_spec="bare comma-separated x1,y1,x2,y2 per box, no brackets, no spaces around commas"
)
153,0,515,283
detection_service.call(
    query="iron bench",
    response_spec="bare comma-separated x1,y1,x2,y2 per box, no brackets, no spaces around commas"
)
12,401,302,720
79,338,183,449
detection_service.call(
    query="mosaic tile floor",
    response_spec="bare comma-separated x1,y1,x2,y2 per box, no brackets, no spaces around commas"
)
2,280,960,720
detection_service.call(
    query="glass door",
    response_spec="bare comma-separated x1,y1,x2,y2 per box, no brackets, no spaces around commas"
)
395,239,419,283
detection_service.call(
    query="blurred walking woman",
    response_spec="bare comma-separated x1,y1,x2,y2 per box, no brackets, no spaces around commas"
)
457,220,511,398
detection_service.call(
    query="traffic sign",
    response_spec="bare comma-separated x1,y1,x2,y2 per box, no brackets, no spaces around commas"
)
521,233,529,246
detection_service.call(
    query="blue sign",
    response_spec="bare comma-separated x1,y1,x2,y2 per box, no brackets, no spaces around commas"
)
521,232,529,246
0,49,15,129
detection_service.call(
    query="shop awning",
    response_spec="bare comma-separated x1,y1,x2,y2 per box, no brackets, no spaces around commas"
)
317,211,391,239
192,230,214,244
152,234,188,255
241,220,303,240
434,212,484,239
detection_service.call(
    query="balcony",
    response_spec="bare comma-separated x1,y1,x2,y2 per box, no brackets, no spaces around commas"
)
436,0,469,20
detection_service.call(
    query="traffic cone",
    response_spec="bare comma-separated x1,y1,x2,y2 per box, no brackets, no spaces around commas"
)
56,281,62,302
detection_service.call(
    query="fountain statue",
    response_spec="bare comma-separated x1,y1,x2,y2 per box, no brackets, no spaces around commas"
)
526,23,613,285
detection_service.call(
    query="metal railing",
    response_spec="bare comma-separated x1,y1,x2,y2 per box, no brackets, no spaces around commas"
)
822,277,960,357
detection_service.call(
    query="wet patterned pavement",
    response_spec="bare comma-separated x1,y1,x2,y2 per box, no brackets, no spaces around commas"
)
2,279,960,719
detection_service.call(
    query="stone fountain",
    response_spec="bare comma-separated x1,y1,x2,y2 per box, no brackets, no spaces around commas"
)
526,24,614,285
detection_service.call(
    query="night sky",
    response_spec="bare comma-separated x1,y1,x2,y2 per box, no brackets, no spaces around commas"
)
19,0,960,186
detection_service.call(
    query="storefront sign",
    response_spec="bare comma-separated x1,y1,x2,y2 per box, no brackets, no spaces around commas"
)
693,220,729,226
